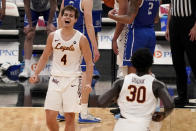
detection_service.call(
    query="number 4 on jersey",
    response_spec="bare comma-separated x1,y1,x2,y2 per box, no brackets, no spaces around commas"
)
61,54,67,65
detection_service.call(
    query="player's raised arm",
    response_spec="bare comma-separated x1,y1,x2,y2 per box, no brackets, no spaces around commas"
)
108,0,140,24
58,0,65,29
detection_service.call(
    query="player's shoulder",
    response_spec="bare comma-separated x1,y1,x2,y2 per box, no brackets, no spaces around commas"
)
152,78,166,89
49,29,59,36
78,32,87,41
114,78,124,85
48,31,56,40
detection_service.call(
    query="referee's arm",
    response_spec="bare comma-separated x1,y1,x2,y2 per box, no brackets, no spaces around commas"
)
189,3,196,41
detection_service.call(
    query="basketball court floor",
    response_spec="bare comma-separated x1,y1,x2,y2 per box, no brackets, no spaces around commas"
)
0,2,196,131
0,76,196,131
0,107,196,131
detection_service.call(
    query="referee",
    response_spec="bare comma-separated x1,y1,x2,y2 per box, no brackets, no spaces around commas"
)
165,0,196,107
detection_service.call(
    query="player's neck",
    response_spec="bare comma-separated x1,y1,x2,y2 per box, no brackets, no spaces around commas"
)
61,27,75,35
61,28,76,41
136,72,149,76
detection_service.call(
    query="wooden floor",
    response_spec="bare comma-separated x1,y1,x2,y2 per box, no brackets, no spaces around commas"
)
0,107,196,131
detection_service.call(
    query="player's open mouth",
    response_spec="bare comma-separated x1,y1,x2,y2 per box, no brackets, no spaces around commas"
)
65,21,70,24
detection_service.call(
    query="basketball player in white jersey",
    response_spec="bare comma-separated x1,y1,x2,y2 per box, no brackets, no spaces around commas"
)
113,0,129,78
29,5,93,131
98,48,174,131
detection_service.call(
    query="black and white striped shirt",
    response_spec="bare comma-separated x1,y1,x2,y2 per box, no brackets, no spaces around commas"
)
170,0,196,18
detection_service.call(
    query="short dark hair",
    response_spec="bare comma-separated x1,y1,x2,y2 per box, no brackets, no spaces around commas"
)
131,48,153,73
61,5,79,19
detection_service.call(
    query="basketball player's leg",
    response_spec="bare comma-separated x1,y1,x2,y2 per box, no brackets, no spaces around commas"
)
42,9,57,34
65,113,75,131
81,72,92,104
78,34,101,123
79,66,101,123
19,10,38,79
44,76,63,130
117,25,128,78
45,110,59,131
123,27,136,74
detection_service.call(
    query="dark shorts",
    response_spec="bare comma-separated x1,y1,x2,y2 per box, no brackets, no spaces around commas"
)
123,26,156,66
24,9,57,27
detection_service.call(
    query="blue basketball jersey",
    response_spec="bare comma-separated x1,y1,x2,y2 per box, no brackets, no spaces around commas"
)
64,0,85,33
133,0,160,28
123,0,159,66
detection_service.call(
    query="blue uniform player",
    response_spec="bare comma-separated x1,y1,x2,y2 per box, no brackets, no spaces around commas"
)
19,0,57,79
109,0,160,74
58,0,101,123
0,0,6,26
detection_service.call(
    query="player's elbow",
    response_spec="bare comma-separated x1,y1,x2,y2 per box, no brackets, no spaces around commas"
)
97,96,108,107
127,13,137,24
127,19,133,24
126,16,134,24
85,24,94,32
164,101,175,117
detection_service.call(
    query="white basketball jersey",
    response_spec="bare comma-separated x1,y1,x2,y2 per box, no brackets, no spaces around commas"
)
118,74,157,120
114,0,119,10
114,0,128,67
51,29,83,77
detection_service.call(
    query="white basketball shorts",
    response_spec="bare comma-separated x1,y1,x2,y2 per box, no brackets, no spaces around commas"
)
44,76,82,113
114,118,150,131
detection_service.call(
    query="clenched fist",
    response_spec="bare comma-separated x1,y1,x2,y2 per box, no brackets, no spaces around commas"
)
29,74,40,84
152,112,166,122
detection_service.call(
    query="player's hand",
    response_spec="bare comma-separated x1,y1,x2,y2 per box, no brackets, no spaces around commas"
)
108,9,118,20
189,23,196,42
82,84,92,94
152,112,166,122
46,23,56,34
112,39,119,55
29,74,40,84
165,28,170,41
93,48,100,63
23,25,34,34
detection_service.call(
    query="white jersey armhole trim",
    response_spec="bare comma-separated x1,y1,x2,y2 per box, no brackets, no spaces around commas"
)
52,29,60,46
78,32,84,49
